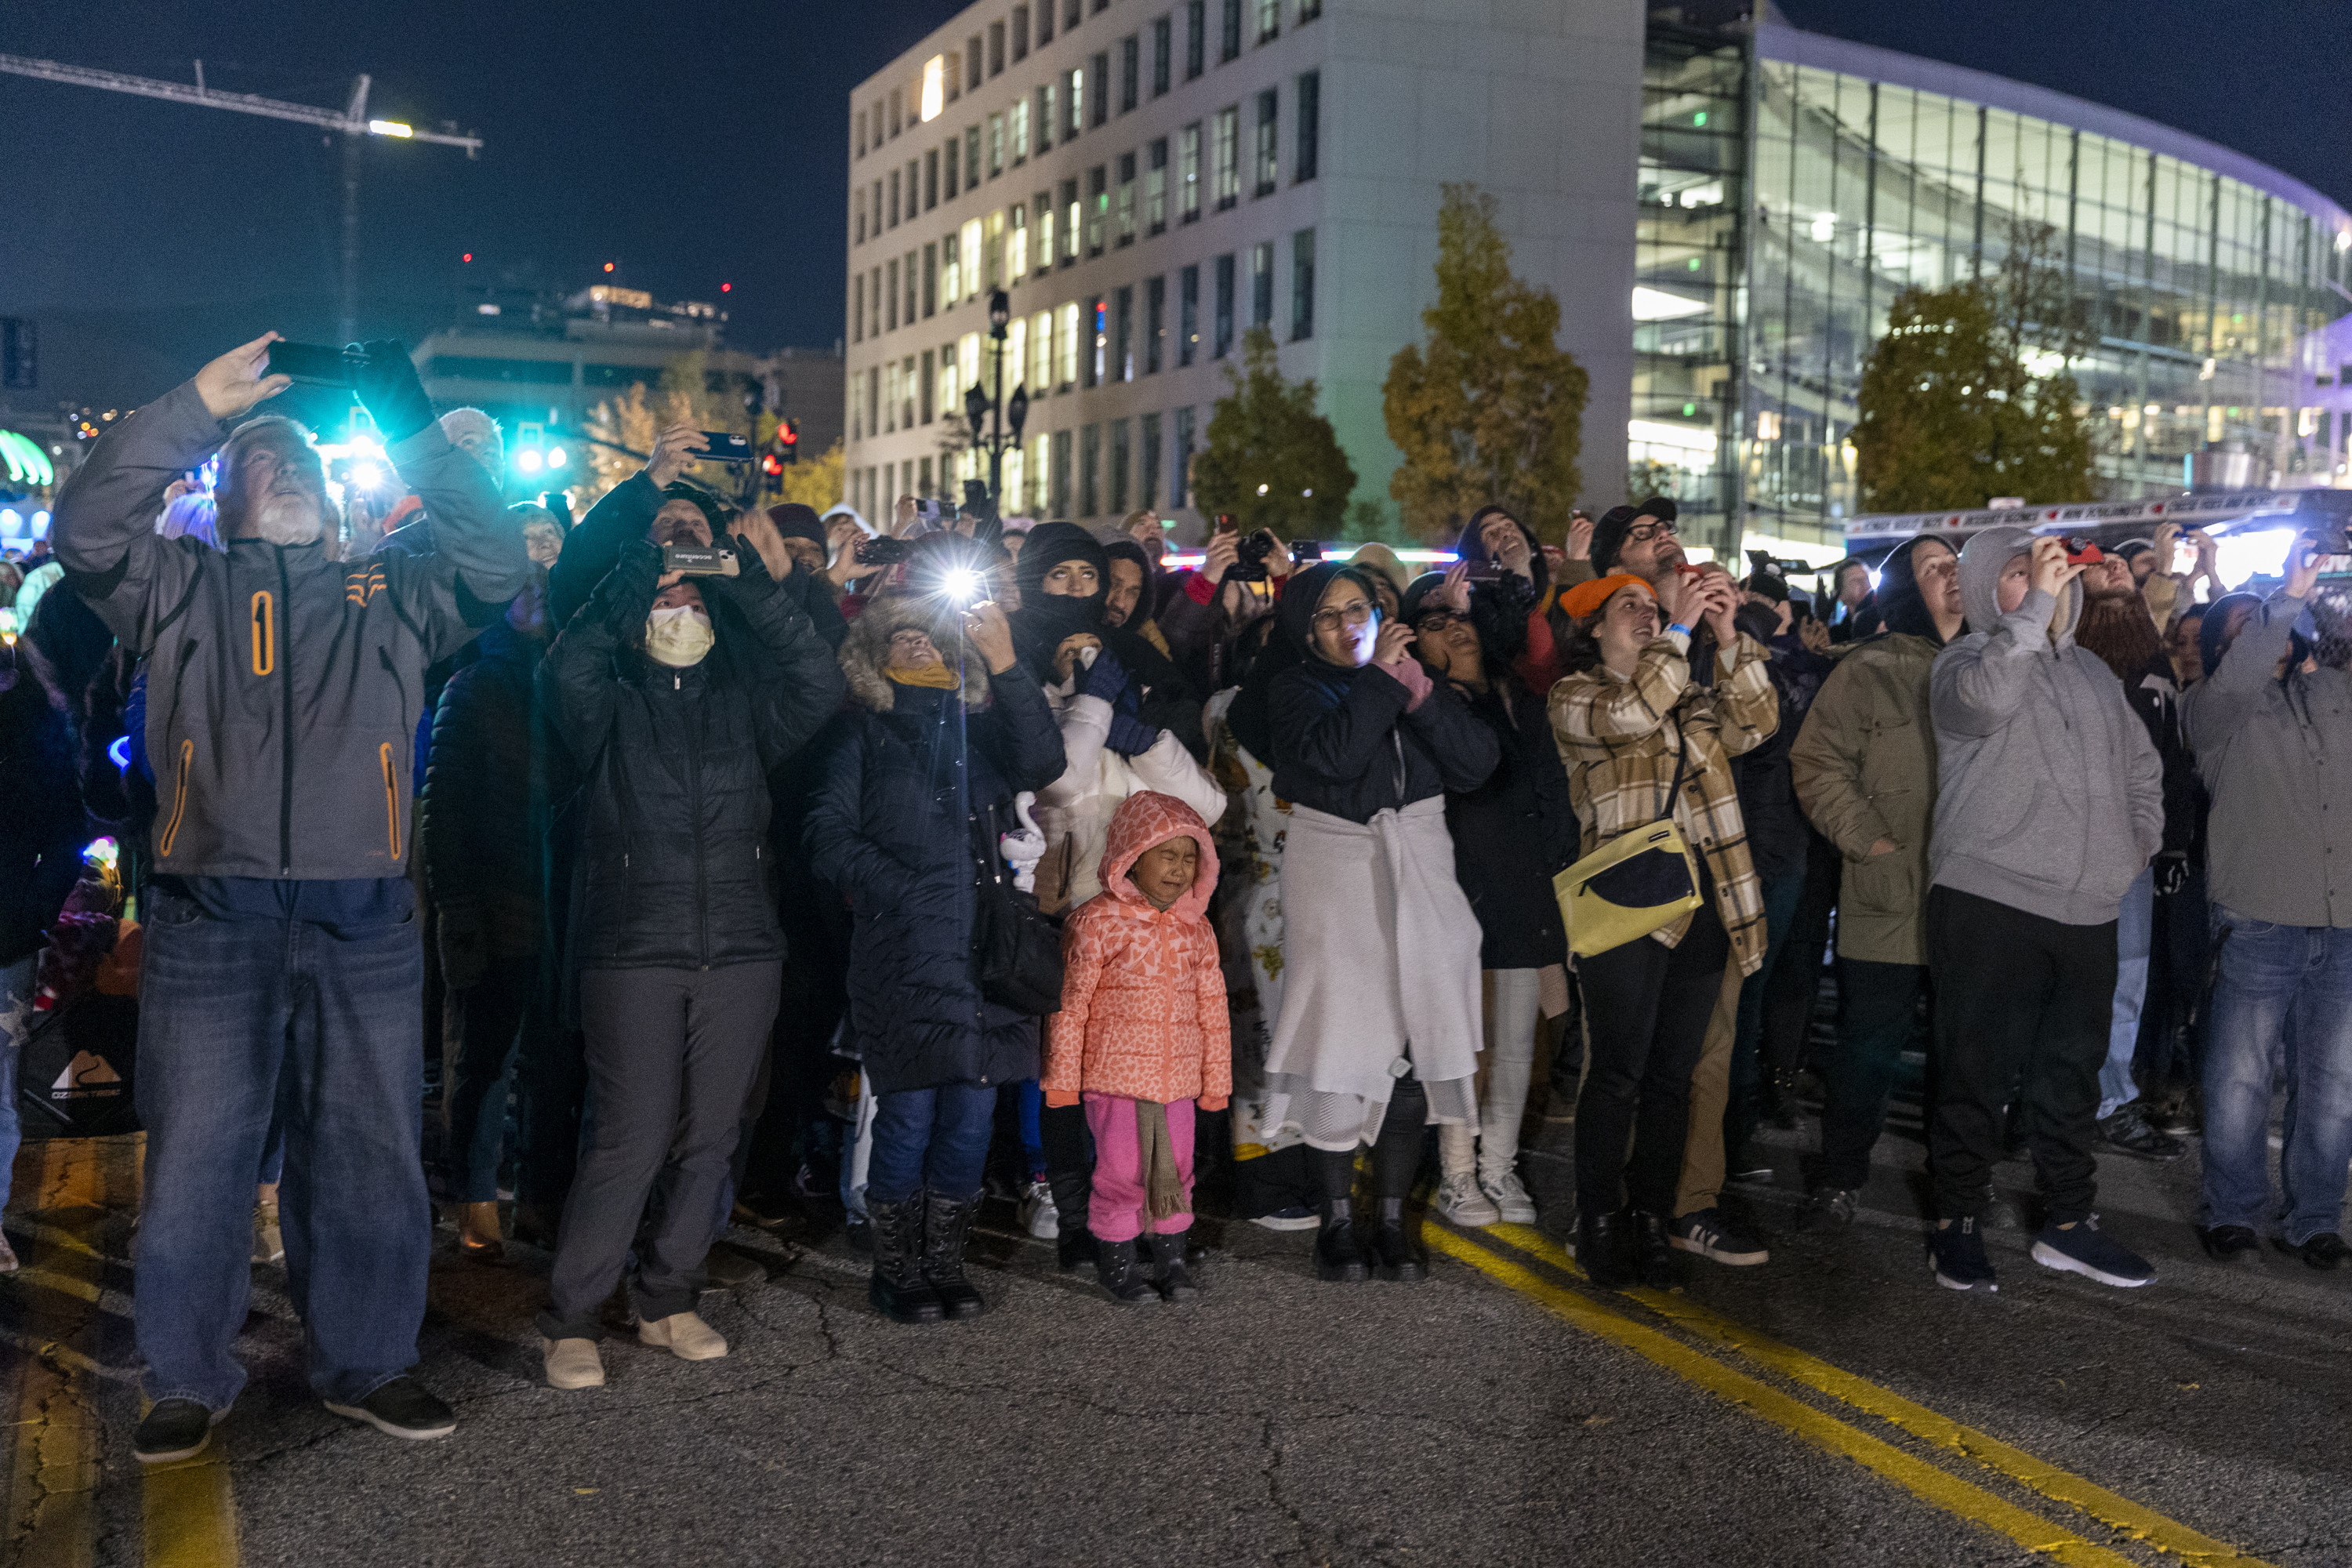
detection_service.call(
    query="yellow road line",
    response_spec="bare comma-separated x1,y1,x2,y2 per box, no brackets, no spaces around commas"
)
6,1141,110,1568
1426,1225,2137,1566
1477,1222,2273,1568
142,1457,238,1568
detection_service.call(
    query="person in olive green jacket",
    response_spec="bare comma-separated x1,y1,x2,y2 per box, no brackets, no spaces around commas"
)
1788,535,1965,1229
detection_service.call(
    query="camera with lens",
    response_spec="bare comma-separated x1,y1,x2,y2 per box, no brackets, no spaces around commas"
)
1228,528,1279,583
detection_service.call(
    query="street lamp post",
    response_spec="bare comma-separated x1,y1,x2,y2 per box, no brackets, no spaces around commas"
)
965,289,1029,520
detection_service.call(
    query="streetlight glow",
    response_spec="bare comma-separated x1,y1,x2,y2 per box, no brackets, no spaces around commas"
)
546,446,568,469
516,449,543,474
367,119,412,138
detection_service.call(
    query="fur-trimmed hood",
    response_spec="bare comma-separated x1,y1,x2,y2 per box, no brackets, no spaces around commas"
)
838,595,993,713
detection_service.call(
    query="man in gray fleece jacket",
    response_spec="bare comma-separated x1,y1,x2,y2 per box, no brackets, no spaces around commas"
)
1922,527,2163,1294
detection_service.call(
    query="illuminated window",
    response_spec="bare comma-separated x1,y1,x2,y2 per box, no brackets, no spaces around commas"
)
920,56,946,122
1058,301,1081,387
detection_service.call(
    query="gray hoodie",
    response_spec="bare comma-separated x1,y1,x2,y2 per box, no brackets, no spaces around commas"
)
1926,525,2162,926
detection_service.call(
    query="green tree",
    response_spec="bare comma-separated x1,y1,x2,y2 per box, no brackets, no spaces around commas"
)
1383,183,1588,544
1192,325,1356,535
1853,223,2095,512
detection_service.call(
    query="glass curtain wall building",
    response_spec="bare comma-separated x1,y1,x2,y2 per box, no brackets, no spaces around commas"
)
1639,7,2352,557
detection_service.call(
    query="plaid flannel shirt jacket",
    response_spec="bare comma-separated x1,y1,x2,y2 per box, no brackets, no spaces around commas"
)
1548,630,1781,976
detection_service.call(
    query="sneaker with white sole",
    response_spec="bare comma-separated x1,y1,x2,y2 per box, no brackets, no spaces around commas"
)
1929,1217,1998,1292
1248,1204,1321,1232
1479,1168,1537,1224
2031,1214,2154,1288
542,1337,605,1389
638,1310,728,1360
323,1377,456,1440
1668,1207,1769,1265
1018,1179,1060,1240
1433,1172,1501,1227
134,1398,226,1464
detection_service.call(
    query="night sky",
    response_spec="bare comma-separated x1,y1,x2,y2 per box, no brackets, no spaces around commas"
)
2,1,2347,411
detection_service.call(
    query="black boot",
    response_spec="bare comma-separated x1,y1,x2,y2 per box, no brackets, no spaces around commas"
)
1047,1168,1094,1272
919,1189,989,1319
1314,1197,1370,1283
866,1196,945,1324
1095,1236,1161,1304
1631,1210,1682,1287
1146,1232,1202,1301
1364,1197,1426,1283
1577,1207,1628,1288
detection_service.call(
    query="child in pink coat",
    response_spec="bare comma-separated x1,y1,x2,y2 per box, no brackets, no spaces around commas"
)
1046,791,1231,1304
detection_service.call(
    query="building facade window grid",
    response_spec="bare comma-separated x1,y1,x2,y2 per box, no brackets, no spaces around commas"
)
1214,252,1236,356
1171,405,1194,505
1110,417,1131,512
1121,35,1140,113
1179,264,1200,365
1185,0,1206,78
1147,138,1170,234
1141,411,1163,506
1295,71,1319,182
1080,422,1102,515
1146,274,1167,372
1213,107,1240,209
1152,16,1172,96
1180,123,1203,221
1250,241,1274,328
1253,89,1278,196
1291,227,1315,339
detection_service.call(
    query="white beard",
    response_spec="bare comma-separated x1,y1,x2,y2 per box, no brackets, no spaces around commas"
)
249,492,325,546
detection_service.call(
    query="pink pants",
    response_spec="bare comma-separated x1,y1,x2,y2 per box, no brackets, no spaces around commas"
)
1083,1092,1196,1242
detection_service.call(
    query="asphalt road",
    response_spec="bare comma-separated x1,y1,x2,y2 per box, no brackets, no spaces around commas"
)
5,1080,2349,1568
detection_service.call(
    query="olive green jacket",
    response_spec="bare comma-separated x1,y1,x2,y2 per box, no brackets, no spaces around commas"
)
1788,631,1940,966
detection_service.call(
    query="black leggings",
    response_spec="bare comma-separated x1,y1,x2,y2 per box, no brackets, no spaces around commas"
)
1573,905,1730,1218
1310,1076,1428,1207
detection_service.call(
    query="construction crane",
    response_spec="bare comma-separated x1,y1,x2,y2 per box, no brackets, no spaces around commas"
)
0,53,481,344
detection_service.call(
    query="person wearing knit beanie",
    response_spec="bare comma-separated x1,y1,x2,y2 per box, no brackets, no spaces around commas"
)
1589,497,1681,579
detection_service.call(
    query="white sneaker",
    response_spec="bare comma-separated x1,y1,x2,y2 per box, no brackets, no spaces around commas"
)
1479,1169,1537,1225
541,1337,605,1389
252,1202,284,1265
1434,1172,1501,1227
638,1311,728,1361
1019,1180,1060,1240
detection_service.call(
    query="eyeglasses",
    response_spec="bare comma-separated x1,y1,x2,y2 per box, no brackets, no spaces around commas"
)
1414,611,1467,633
1624,519,1679,545
1310,600,1377,633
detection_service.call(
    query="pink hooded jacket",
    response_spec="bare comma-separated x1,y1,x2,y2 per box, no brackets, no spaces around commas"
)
1044,791,1232,1109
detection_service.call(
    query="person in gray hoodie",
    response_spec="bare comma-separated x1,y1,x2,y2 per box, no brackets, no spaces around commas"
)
1922,528,2163,1294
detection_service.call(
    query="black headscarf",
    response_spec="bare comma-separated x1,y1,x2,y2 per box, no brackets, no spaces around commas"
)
1230,563,1374,765
1874,537,1959,647
1014,521,1109,608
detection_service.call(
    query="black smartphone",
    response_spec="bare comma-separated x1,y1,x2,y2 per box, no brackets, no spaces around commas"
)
855,536,913,567
699,431,755,465
268,342,362,387
660,543,736,576
1290,539,1326,565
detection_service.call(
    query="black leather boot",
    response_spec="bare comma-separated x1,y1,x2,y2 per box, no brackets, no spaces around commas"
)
1047,1168,1095,1272
1095,1236,1161,1304
866,1196,945,1324
919,1189,989,1319
1577,1207,1628,1288
1145,1232,1201,1301
1364,1198,1427,1283
1314,1197,1370,1283
1632,1210,1682,1287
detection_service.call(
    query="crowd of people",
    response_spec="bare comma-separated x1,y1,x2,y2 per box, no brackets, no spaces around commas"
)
2,332,2346,1466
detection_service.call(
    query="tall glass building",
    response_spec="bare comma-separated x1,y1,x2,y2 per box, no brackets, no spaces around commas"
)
1636,3,2352,558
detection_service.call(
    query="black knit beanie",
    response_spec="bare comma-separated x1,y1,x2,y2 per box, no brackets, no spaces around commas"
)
1591,496,1676,575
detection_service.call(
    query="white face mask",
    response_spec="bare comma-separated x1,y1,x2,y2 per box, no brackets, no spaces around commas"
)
644,604,715,668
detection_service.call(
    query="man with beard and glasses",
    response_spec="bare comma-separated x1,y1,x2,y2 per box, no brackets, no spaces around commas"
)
53,333,528,1461
2072,550,2196,1163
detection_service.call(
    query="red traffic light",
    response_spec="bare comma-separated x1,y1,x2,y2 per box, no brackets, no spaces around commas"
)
760,453,784,477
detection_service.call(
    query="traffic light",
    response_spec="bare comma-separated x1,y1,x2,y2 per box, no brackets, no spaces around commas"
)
778,419,800,465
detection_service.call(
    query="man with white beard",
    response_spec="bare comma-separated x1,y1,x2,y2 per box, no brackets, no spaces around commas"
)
53,332,528,1462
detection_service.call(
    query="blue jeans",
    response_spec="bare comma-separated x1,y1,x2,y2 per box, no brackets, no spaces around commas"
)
866,1083,996,1205
134,884,430,1410
2201,909,2352,1244
2098,868,2154,1120
0,955,30,1210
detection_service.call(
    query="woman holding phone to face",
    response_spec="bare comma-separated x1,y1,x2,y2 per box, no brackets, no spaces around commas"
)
1259,563,1499,1284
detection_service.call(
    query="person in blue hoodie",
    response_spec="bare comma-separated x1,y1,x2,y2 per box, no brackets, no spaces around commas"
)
1923,528,2163,1295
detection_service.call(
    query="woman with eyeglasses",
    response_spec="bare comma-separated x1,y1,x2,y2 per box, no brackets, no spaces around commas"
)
1548,569,1780,1287
1261,562,1499,1282
1399,568,1580,1228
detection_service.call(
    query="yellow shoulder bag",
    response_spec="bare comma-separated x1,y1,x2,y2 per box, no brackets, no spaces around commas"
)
1553,722,1702,958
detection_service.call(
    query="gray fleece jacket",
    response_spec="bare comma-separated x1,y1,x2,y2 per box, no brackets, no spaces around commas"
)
1926,525,2162,926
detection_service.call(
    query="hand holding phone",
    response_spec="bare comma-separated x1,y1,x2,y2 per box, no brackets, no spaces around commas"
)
699,431,755,465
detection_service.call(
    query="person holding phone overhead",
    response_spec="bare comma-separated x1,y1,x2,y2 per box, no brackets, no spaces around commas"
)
1259,562,1498,1285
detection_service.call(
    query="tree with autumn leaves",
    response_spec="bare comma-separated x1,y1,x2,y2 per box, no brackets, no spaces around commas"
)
1383,184,1589,545
1192,325,1357,535
579,350,845,516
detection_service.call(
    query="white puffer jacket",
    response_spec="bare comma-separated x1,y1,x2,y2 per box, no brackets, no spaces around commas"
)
1033,673,1227,912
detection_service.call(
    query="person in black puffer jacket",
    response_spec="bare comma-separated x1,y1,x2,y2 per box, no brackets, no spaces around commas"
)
807,592,1065,1326
1399,570,1577,1230
1261,561,1498,1286
532,511,844,1388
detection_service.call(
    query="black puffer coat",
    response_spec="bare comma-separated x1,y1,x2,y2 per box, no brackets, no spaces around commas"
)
805,598,1067,1094
540,539,844,970
1446,677,1577,970
0,660,88,967
422,617,558,956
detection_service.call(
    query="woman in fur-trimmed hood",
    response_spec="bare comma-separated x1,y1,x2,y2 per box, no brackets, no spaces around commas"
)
805,590,1065,1326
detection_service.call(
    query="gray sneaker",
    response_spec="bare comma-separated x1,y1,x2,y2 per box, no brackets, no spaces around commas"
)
1478,1168,1538,1225
1434,1172,1501,1227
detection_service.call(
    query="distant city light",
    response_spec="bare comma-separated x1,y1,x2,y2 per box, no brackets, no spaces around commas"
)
367,119,412,138
462,252,473,263
546,446,568,469
720,282,732,292
603,262,615,273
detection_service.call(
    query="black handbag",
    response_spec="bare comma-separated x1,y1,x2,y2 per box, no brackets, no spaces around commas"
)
972,805,1066,1016
17,993,142,1138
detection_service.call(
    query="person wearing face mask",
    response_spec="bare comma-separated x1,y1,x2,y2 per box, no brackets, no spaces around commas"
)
1262,562,1500,1283
1550,568,1779,1286
53,334,529,1457
1921,531,2163,1294
532,506,844,1391
1400,568,1577,1229
1009,521,1225,1264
